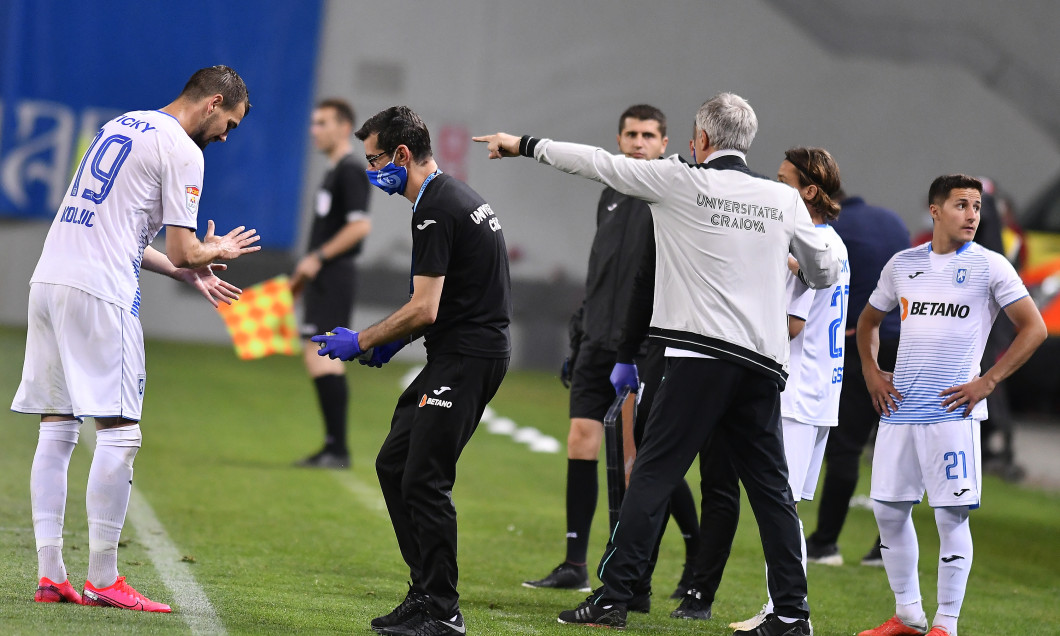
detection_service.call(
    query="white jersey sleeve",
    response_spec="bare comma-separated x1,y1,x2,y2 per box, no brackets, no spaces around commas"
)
787,273,813,320
160,135,204,230
868,256,899,313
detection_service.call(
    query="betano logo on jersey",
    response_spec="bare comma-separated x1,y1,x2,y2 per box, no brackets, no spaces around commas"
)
419,394,453,408
900,297,971,320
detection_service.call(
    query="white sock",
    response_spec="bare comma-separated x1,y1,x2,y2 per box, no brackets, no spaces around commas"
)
934,506,972,634
873,500,926,624
31,420,80,582
86,424,141,588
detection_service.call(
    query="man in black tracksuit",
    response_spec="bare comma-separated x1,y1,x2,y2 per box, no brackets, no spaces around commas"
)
523,106,700,604
314,106,511,636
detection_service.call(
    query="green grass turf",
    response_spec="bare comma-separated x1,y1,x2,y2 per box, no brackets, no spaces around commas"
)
1,325,1058,634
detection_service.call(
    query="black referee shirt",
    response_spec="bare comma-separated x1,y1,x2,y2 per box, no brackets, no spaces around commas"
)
307,153,370,259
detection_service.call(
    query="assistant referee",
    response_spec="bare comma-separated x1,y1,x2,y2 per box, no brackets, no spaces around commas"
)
475,93,840,636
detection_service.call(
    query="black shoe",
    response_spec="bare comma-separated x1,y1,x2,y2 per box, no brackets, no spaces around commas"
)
732,613,812,636
670,588,712,620
861,536,884,567
628,588,650,614
805,540,843,566
295,449,350,469
376,607,465,635
557,591,627,628
523,561,591,591
669,561,694,599
371,585,427,631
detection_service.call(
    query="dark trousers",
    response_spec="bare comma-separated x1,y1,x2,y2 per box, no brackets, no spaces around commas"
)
376,354,508,616
597,357,809,620
808,337,898,547
690,428,741,602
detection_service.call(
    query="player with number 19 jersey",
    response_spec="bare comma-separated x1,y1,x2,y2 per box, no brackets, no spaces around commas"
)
30,110,202,316
867,241,1028,425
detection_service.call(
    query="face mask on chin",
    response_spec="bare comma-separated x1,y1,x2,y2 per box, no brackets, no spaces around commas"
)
366,152,409,195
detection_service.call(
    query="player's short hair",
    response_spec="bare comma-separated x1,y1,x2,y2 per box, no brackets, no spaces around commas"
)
316,98,355,127
784,147,842,222
695,93,757,153
180,65,251,115
355,106,433,162
928,174,982,207
619,104,667,137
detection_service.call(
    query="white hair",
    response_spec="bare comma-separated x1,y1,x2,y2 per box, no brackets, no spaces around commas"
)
695,93,757,153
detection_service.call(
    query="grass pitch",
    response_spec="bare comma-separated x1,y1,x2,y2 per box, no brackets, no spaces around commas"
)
0,326,1058,635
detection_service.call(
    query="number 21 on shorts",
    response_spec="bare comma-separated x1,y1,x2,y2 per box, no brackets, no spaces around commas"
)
943,450,968,480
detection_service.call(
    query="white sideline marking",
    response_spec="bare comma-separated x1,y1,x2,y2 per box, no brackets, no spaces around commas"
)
332,471,389,519
83,429,225,634
399,365,560,454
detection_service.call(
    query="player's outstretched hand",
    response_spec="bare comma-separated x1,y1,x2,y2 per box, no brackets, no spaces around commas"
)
175,263,242,307
311,327,363,361
472,133,521,159
940,376,995,417
610,362,640,395
865,368,902,415
205,219,261,260
359,339,408,368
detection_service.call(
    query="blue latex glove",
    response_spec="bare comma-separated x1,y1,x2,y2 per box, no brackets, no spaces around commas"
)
310,327,363,361
609,362,640,395
359,339,408,368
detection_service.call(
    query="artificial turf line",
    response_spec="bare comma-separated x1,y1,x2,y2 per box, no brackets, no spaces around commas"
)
84,427,225,634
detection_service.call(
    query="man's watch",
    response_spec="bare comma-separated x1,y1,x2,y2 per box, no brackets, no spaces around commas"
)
314,248,327,263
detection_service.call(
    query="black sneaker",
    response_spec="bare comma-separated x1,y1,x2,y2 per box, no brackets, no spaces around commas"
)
670,588,712,620
628,588,650,614
669,561,694,599
805,540,843,566
376,607,466,635
371,585,427,631
861,536,884,567
557,592,627,628
523,561,591,592
295,449,350,469
732,613,812,636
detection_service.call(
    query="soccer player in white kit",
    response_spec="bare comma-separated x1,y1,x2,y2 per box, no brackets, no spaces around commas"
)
856,175,1045,636
11,66,260,612
730,147,851,632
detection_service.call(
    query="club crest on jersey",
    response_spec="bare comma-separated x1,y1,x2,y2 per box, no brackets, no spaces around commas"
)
185,186,200,214
954,268,968,285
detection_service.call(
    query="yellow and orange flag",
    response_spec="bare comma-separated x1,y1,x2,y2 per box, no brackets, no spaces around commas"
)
216,275,301,359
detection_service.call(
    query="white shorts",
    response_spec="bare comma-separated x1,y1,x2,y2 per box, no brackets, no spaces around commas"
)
782,417,829,502
870,420,982,508
11,283,146,421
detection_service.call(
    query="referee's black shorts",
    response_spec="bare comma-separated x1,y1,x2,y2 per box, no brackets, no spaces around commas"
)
300,258,356,338
569,345,660,422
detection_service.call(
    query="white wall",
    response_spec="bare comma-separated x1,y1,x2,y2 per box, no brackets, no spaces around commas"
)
309,0,1060,281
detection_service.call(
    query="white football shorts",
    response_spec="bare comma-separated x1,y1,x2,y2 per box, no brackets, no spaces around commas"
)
782,417,829,502
11,283,146,421
871,419,982,508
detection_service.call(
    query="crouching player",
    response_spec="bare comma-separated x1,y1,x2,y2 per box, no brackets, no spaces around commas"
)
857,175,1046,636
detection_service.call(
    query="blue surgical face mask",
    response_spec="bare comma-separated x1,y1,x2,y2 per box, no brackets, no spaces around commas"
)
366,153,408,195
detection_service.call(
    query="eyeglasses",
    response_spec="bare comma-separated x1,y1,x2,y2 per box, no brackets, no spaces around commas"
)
365,150,390,168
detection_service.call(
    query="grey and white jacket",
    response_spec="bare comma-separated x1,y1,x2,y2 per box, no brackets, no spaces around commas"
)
523,138,840,388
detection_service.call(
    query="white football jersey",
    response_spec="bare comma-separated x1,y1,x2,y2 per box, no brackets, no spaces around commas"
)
781,225,850,426
30,110,203,316
868,242,1028,424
